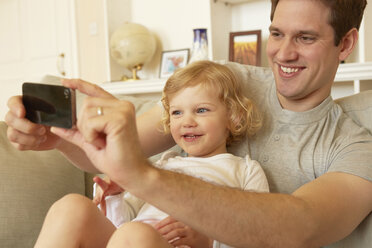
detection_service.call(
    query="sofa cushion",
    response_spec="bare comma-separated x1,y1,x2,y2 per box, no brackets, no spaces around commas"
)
0,122,85,247
335,90,372,134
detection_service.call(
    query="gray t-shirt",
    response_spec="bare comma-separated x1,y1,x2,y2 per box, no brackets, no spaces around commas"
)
227,63,372,194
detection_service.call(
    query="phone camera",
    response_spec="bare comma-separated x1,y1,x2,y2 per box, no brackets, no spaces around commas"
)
64,89,70,99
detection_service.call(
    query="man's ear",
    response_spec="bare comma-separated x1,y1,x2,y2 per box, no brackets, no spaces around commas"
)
339,28,359,62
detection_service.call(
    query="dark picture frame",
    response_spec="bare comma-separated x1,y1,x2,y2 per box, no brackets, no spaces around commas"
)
159,49,190,78
229,30,261,66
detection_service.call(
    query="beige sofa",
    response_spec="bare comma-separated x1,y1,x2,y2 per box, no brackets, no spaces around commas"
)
0,79,371,247
0,95,159,247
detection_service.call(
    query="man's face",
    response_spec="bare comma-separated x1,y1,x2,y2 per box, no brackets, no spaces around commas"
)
266,0,342,111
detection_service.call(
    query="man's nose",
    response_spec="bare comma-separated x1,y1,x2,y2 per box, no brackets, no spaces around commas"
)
276,38,298,62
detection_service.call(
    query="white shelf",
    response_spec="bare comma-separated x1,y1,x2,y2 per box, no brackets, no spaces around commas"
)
335,62,372,82
214,0,255,5
100,78,166,95
100,62,372,96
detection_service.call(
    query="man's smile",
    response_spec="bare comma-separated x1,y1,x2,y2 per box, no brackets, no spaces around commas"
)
278,64,305,78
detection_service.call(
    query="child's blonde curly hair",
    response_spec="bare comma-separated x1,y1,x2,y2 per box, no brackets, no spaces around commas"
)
161,60,262,146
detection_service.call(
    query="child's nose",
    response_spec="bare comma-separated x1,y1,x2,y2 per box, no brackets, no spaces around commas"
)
182,113,197,127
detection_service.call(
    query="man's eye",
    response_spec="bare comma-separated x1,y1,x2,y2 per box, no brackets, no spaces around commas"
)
299,36,316,43
270,31,281,38
197,108,208,113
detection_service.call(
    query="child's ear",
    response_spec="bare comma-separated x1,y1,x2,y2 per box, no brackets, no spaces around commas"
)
339,28,358,62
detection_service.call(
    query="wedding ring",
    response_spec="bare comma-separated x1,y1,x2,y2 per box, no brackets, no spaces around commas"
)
97,106,103,116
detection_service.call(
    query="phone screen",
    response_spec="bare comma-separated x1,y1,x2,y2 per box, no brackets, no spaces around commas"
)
22,82,76,128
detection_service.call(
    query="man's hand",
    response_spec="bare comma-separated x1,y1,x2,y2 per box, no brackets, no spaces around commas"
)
5,95,63,151
155,216,213,248
51,79,151,189
93,176,124,216
5,78,114,152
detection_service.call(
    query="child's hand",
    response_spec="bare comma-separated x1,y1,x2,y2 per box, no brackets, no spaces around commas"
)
154,216,213,248
92,176,124,216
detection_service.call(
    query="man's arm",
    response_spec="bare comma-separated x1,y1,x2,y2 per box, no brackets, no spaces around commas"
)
127,168,372,247
136,105,176,157
55,104,175,173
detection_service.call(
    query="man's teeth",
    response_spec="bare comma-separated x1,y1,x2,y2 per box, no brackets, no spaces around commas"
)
281,66,299,73
185,135,196,138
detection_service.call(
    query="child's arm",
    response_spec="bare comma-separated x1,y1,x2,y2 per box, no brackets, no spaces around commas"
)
155,216,213,248
93,176,124,216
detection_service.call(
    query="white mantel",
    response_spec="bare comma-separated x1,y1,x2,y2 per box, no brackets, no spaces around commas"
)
334,62,372,94
100,78,166,95
335,62,372,82
100,62,372,96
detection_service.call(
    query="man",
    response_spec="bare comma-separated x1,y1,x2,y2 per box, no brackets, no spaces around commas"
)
6,0,372,247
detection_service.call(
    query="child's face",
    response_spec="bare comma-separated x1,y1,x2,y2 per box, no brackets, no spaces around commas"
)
168,84,230,157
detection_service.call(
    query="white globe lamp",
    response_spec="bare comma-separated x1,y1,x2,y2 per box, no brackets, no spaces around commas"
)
110,22,156,80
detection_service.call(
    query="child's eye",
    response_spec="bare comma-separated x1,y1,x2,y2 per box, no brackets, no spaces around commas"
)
171,110,181,116
197,108,208,113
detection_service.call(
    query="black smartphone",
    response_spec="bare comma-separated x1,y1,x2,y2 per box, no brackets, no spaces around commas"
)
22,82,76,128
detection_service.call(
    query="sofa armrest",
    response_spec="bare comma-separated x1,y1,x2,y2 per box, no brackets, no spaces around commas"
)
335,90,372,135
0,122,86,247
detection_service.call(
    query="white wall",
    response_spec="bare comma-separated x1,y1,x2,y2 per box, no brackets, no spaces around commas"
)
210,1,232,62
75,0,109,84
64,0,218,83
364,2,372,61
83,0,372,82
105,0,273,80
106,0,214,81
231,0,271,67
0,0,77,120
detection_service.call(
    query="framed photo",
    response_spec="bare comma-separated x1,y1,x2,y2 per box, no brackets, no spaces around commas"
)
229,30,261,66
159,49,190,78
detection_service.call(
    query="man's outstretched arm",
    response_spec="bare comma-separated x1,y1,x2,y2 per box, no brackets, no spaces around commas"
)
128,167,372,247
136,104,176,157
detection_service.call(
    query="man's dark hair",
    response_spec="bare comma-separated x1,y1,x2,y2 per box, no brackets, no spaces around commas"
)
270,0,367,45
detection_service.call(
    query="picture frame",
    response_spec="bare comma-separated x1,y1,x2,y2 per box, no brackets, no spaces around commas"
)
229,30,261,66
159,49,190,78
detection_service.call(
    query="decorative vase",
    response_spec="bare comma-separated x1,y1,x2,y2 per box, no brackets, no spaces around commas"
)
189,28,209,63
